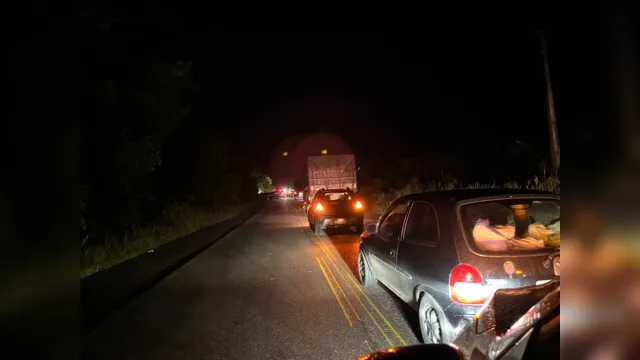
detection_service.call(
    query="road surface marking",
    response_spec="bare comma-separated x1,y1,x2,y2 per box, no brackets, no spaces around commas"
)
296,210,405,346
317,241,400,346
298,217,392,345
316,256,353,327
319,255,361,321
320,248,394,346
317,241,407,346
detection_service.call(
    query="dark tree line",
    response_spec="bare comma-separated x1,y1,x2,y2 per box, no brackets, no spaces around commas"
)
79,3,260,247
355,147,552,194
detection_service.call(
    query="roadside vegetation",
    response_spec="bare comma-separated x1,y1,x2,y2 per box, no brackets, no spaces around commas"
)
79,9,267,278
80,203,241,278
360,175,560,215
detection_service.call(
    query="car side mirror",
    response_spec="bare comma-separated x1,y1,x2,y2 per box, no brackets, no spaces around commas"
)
355,343,462,360
366,223,377,234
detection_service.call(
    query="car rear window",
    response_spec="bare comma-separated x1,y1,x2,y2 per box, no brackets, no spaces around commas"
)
459,198,560,253
320,192,352,201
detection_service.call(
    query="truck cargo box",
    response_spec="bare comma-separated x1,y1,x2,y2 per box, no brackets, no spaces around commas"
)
306,154,357,201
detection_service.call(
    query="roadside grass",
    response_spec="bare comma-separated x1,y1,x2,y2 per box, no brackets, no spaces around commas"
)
369,175,560,215
80,202,241,278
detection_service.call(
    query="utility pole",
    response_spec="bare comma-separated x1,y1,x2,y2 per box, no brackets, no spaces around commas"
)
539,30,561,170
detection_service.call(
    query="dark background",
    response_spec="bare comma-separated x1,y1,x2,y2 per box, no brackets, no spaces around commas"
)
6,1,637,358
185,29,558,180
79,8,593,240
80,4,579,188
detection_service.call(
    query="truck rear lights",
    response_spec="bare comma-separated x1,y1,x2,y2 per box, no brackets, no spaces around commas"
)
354,201,363,209
315,203,324,211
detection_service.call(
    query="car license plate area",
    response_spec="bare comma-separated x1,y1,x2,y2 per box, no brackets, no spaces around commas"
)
329,218,348,225
553,256,560,276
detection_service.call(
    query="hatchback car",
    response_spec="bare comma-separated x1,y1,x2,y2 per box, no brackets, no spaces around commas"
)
306,188,366,235
358,189,560,344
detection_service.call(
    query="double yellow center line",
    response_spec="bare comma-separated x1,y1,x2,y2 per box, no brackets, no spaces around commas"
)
316,256,360,326
304,215,407,347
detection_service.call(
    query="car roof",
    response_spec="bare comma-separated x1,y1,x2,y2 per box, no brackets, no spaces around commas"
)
397,188,559,203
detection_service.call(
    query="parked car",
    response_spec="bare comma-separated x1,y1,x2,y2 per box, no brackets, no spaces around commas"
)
264,191,283,200
306,188,366,235
273,188,287,200
357,189,560,344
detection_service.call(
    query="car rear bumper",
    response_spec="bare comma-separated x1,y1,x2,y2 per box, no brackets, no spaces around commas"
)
443,302,482,336
315,215,364,229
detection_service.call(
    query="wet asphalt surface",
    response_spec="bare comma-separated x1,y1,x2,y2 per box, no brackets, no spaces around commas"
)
83,199,421,360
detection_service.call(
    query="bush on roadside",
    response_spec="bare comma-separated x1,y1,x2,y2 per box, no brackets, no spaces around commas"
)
368,175,560,216
80,202,241,278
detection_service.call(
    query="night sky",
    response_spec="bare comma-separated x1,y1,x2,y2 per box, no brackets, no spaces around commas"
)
190,30,560,183
188,31,553,155
86,4,606,186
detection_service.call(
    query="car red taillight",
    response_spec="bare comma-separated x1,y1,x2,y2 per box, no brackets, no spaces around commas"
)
449,264,486,305
315,202,324,211
354,200,363,209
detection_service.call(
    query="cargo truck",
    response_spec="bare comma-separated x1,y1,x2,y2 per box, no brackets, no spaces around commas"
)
302,154,357,211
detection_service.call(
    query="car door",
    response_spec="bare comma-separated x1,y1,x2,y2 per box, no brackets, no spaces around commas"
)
367,201,409,291
395,201,443,304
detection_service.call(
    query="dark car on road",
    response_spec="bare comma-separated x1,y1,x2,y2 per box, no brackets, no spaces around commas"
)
306,188,365,235
357,189,560,344
263,191,284,200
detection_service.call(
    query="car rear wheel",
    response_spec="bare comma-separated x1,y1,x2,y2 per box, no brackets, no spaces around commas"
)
358,248,376,287
418,295,453,344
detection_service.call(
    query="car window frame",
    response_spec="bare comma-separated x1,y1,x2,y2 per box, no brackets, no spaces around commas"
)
400,200,441,247
377,199,410,242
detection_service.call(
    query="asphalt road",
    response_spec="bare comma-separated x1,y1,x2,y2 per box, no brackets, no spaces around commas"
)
83,199,421,360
